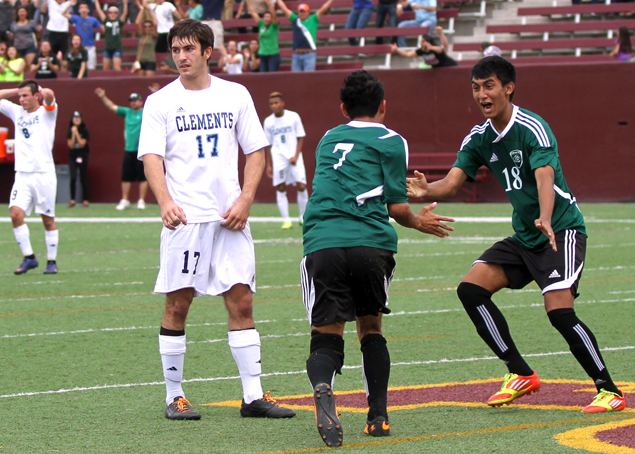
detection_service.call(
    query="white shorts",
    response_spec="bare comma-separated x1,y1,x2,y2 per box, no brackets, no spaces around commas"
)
9,171,57,217
272,152,307,187
86,46,97,70
201,19,224,48
154,221,256,297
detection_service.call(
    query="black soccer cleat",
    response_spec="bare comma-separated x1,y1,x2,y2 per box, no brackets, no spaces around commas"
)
364,416,390,437
164,397,201,420
15,256,38,275
240,391,296,418
313,383,342,448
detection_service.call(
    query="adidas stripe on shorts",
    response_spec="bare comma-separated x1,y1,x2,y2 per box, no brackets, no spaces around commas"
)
154,221,256,297
474,229,586,297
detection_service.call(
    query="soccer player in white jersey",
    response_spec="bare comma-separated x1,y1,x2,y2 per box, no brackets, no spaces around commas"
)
138,19,296,421
0,80,60,275
263,92,308,229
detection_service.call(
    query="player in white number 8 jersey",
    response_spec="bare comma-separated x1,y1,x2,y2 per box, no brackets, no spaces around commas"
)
263,92,308,229
138,19,296,421
0,80,60,275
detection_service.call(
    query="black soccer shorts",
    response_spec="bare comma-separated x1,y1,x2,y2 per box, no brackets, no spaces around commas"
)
122,151,147,182
475,229,587,297
300,246,396,327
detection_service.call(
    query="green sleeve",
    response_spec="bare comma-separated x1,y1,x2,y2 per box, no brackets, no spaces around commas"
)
290,12,298,21
528,124,559,170
453,139,484,183
116,106,128,118
381,137,409,205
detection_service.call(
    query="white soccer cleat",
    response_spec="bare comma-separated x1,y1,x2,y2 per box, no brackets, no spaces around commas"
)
116,199,131,211
137,199,146,210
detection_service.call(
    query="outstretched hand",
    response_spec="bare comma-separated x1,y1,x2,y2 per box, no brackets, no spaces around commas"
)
535,218,557,251
416,202,455,237
407,170,428,198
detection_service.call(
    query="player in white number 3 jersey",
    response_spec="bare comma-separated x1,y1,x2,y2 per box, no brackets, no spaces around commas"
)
139,19,295,421
0,80,60,275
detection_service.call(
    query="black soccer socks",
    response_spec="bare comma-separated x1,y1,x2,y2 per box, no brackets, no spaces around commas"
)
306,331,345,388
457,282,534,377
361,334,390,420
547,308,621,396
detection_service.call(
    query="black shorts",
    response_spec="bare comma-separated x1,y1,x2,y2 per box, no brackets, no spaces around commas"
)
300,247,396,327
156,33,169,53
48,31,69,56
122,151,146,182
476,229,586,297
139,61,156,71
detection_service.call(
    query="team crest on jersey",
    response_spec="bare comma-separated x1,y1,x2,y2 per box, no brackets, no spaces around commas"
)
509,150,523,168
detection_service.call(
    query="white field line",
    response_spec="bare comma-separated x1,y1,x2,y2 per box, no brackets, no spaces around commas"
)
3,297,634,341
1,345,633,400
1,216,634,224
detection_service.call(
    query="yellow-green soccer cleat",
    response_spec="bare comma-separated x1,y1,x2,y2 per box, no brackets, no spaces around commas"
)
582,389,626,413
281,222,293,230
487,371,541,407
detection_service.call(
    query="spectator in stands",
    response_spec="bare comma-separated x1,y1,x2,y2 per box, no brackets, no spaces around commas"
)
396,0,436,47
134,6,158,75
94,0,128,70
67,111,90,208
15,0,39,21
201,0,224,49
245,0,279,72
237,0,269,33
220,40,243,73
242,38,260,72
610,26,633,62
31,40,61,78
94,88,148,210
375,0,398,45
277,0,335,72
8,7,39,69
149,0,184,53
184,0,203,20
391,26,456,67
160,53,179,74
3,46,27,81
65,0,104,70
64,34,88,78
481,42,501,57
0,0,14,43
345,0,373,46
42,0,73,58
0,41,9,82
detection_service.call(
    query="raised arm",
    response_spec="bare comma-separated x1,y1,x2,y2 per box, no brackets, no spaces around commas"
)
267,0,278,23
62,0,77,19
316,0,335,20
220,149,265,230
435,26,449,52
276,0,293,20
0,88,19,100
407,167,468,199
94,87,119,113
173,0,186,20
390,44,417,57
40,87,55,105
121,0,129,22
534,164,557,251
245,0,261,23
94,0,105,21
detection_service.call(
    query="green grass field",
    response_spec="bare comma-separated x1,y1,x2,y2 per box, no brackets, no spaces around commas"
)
0,203,633,453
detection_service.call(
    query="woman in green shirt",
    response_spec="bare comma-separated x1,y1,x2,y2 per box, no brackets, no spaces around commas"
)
3,46,27,82
94,0,129,70
246,0,280,72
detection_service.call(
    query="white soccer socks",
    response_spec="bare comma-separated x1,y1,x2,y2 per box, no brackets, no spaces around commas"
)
276,191,290,223
297,189,308,221
228,329,264,405
45,229,59,261
13,224,34,257
159,334,186,406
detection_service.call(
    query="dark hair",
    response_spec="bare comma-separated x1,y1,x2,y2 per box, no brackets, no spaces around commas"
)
168,19,214,57
421,35,437,46
68,113,87,130
15,6,29,21
618,26,632,55
269,91,283,101
471,56,516,101
70,33,84,57
340,70,384,120
481,42,490,51
18,80,39,95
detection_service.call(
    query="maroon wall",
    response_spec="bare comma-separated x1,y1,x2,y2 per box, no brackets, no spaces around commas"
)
1,63,633,203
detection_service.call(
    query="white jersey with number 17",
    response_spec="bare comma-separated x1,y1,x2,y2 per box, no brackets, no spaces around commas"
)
138,75,268,223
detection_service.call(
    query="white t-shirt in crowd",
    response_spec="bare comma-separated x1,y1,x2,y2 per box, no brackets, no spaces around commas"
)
152,1,177,33
46,0,72,32
225,54,243,74
138,75,268,223
0,99,58,173
263,110,306,160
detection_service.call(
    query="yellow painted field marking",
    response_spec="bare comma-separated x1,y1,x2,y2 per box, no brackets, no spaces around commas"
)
251,414,632,454
556,417,635,454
